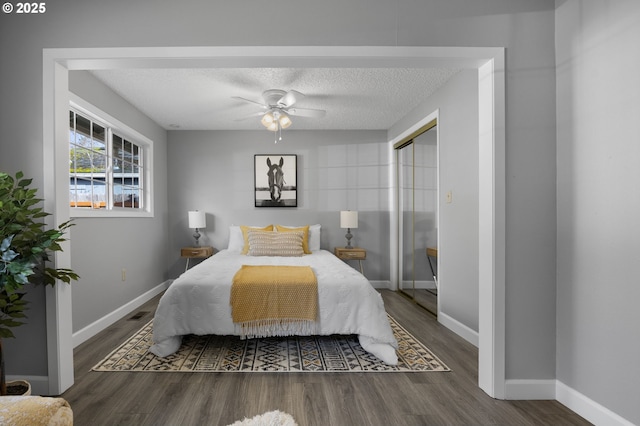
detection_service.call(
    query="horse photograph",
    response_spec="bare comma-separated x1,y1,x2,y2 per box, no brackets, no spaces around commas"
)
254,154,297,207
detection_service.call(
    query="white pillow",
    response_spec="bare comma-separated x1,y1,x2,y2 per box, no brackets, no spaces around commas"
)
227,225,244,253
278,224,321,252
309,224,321,251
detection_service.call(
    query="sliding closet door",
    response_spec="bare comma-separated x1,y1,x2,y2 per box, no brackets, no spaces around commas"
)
413,127,438,314
395,119,438,315
397,142,414,299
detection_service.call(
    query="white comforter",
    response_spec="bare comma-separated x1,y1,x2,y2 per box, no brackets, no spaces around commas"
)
150,249,398,364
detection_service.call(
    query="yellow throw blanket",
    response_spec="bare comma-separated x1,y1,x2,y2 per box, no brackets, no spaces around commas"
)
231,265,318,338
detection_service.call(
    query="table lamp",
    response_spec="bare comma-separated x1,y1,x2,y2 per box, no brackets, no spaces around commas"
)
340,210,358,248
188,210,206,246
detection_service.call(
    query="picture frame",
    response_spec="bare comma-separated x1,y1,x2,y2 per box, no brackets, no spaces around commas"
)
254,154,297,207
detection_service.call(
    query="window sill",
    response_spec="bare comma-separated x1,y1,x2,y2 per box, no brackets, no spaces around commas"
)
70,209,154,219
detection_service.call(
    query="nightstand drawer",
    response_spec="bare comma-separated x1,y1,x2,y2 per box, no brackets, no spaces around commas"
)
334,247,366,260
181,246,214,258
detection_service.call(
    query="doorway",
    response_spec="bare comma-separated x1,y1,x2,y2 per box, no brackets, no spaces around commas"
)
43,46,505,397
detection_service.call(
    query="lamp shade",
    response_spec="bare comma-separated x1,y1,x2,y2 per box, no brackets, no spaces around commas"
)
188,210,206,229
340,211,358,229
279,112,292,129
261,111,275,127
261,109,293,132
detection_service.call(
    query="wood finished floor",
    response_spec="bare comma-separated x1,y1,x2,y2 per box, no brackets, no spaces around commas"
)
63,290,591,426
406,288,438,316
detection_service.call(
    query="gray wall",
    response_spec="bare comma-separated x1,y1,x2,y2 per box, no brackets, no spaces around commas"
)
166,130,391,281
556,1,640,424
0,0,567,411
392,70,481,333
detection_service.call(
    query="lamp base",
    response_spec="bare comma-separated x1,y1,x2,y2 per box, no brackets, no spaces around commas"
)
193,228,201,246
344,228,353,249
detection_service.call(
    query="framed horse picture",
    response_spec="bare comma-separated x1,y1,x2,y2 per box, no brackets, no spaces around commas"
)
254,154,297,207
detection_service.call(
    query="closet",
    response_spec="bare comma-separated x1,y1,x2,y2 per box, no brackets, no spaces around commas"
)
395,119,438,316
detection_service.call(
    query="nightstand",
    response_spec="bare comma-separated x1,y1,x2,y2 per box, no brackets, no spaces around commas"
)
181,246,214,272
334,247,366,276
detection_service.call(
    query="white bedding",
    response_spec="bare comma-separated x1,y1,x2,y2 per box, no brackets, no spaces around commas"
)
150,249,398,364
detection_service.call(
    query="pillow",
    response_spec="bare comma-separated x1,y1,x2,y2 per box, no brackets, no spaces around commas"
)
240,225,274,254
228,225,244,253
277,224,321,252
247,230,305,257
308,224,321,252
275,225,310,254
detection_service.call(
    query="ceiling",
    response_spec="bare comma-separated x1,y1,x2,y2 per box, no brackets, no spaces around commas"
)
89,67,461,131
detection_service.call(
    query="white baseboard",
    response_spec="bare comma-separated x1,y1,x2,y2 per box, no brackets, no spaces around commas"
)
72,280,171,348
437,311,479,347
556,381,636,426
499,380,635,425
504,379,556,400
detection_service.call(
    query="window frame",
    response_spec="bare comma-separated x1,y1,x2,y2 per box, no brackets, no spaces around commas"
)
69,94,154,218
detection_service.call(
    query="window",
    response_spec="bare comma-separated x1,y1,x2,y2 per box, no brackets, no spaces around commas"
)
69,99,153,217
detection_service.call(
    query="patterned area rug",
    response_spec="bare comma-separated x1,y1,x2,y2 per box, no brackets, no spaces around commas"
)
92,315,450,373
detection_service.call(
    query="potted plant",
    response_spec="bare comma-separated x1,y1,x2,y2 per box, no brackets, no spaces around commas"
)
0,171,79,395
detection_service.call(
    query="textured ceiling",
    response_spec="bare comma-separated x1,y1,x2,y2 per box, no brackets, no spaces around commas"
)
90,67,461,131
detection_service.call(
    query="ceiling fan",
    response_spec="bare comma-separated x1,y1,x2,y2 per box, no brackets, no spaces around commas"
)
232,89,326,137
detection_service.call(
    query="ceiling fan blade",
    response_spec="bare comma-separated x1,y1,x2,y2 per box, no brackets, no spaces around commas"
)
231,96,268,109
234,111,266,121
277,90,305,108
286,107,326,118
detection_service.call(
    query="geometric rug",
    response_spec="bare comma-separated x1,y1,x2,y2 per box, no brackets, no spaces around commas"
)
91,315,450,373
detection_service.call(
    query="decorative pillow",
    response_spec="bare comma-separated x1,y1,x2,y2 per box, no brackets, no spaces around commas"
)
277,224,321,252
247,230,305,257
275,225,311,254
240,225,274,254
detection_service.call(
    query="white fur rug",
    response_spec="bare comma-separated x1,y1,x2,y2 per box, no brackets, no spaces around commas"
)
228,410,298,426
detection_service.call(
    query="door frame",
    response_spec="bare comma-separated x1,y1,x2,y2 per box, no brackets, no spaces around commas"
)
43,45,505,398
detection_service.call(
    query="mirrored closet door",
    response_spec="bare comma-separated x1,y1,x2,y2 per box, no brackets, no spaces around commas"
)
395,119,438,316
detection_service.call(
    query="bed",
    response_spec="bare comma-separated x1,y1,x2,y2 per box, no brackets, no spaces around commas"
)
150,225,398,365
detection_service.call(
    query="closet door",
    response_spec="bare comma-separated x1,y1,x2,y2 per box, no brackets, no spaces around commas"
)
395,119,438,315
413,127,438,314
397,142,414,299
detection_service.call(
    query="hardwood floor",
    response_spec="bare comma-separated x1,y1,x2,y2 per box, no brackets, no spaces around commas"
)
63,290,591,426
402,288,438,316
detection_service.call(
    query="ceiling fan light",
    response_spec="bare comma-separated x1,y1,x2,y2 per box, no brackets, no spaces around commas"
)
266,121,279,132
279,113,292,129
261,111,275,127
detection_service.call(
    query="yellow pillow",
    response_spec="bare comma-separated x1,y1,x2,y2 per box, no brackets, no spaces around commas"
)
275,225,310,254
240,225,273,254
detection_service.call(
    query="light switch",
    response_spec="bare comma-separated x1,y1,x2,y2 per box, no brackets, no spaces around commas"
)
446,191,453,203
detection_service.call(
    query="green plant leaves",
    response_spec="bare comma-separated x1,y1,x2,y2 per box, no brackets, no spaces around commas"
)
0,290,28,339
0,171,79,338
